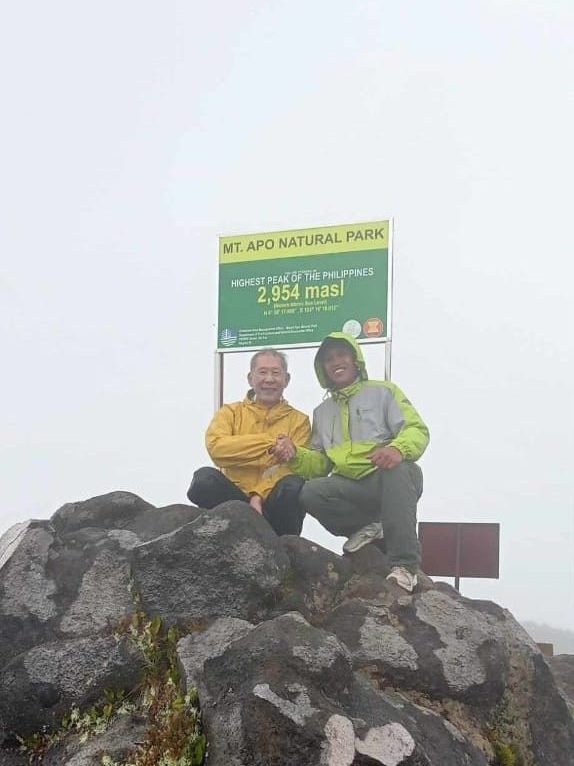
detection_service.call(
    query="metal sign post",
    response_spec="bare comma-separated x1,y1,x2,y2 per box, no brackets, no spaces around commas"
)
214,351,224,411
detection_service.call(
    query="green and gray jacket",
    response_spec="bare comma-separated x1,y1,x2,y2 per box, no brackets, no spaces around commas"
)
290,332,429,480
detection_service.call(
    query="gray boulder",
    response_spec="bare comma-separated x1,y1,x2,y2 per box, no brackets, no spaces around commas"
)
1,490,573,765
53,491,203,541
178,611,489,766
0,635,142,740
323,585,574,764
0,494,203,672
276,535,354,620
129,502,202,541
0,521,59,668
51,491,154,535
131,501,290,625
177,616,255,700
0,521,137,670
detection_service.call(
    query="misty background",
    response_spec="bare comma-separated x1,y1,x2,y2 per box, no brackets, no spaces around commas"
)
1,2,572,638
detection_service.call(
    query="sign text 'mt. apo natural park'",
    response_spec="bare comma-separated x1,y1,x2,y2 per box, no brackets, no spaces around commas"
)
217,220,392,350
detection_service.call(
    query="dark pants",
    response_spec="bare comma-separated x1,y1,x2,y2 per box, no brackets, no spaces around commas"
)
300,462,423,571
187,466,305,536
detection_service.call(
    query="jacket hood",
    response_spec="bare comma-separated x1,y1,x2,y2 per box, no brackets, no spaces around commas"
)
314,332,368,390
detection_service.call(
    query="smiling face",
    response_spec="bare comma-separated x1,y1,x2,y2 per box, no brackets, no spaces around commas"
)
248,352,290,407
321,344,358,389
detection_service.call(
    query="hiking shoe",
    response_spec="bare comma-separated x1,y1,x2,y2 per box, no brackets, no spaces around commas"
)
343,522,384,554
386,566,418,593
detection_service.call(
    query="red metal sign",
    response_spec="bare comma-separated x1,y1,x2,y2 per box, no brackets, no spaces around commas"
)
418,522,500,580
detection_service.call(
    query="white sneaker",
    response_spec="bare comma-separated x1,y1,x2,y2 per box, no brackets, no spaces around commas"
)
343,522,384,554
386,566,418,593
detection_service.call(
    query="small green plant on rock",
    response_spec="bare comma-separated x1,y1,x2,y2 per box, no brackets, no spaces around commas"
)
491,740,525,766
106,606,206,766
487,721,526,766
18,587,206,766
17,690,135,762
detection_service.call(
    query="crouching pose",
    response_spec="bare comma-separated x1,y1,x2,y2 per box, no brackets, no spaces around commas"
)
187,349,310,536
273,332,429,592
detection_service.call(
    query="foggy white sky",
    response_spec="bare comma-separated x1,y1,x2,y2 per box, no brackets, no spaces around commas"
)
1,1,573,630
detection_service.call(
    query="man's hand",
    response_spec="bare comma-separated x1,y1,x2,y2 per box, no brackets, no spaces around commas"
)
271,434,296,463
249,494,263,515
370,446,403,470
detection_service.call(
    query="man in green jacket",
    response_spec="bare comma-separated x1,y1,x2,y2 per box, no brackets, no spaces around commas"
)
273,332,429,592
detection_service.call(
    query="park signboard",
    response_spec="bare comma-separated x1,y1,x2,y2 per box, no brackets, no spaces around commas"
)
217,220,392,351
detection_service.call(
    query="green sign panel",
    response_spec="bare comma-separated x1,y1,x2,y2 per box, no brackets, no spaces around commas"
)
217,220,392,351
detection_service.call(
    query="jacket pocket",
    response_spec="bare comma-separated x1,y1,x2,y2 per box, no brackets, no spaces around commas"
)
353,407,385,442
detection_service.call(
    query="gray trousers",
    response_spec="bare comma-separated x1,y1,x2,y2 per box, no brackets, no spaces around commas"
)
300,462,423,571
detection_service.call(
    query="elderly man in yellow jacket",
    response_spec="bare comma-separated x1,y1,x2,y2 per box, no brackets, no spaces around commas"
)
187,348,311,535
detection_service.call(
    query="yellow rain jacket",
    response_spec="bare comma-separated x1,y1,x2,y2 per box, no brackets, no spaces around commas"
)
206,393,311,500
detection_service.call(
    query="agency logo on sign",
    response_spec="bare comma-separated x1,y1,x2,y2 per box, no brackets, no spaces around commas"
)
219,328,238,347
342,319,362,338
363,318,384,337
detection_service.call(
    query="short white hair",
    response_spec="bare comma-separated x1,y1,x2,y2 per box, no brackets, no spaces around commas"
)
249,348,288,373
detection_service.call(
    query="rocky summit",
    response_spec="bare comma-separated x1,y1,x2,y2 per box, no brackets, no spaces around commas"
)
0,491,572,765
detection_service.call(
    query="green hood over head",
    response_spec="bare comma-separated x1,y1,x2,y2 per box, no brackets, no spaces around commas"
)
314,332,368,390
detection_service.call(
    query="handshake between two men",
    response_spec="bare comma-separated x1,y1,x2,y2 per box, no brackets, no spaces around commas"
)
270,434,404,472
